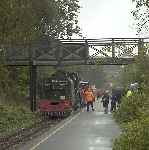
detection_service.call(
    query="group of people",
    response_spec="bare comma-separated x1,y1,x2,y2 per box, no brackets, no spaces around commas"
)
79,85,123,114
101,83,139,114
101,89,122,114
79,82,139,113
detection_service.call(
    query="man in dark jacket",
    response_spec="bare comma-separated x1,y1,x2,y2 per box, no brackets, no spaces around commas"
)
101,91,109,114
110,94,117,112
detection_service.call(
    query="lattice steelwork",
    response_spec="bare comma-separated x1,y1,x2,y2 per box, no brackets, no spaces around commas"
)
61,38,147,65
4,37,149,66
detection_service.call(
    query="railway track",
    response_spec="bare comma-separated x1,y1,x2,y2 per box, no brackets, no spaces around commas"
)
0,118,61,150
0,110,79,150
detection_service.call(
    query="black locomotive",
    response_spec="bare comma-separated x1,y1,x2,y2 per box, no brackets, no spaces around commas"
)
38,70,80,117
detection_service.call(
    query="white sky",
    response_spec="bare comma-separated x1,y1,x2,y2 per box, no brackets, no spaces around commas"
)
78,0,138,38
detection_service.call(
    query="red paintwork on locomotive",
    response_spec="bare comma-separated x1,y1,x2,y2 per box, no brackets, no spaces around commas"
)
39,99,72,112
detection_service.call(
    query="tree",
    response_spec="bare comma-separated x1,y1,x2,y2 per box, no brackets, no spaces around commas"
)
47,0,81,38
132,0,149,34
0,0,80,44
0,0,81,104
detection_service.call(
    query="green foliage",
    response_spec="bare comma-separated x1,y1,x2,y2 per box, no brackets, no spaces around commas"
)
0,0,81,44
114,92,149,124
0,50,11,102
113,90,149,150
49,0,81,38
0,66,29,104
113,117,149,150
121,64,138,87
113,47,149,149
120,54,149,87
0,105,38,136
17,67,29,96
7,67,29,97
132,0,149,33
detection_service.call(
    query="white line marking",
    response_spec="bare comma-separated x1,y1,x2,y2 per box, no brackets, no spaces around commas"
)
30,112,81,150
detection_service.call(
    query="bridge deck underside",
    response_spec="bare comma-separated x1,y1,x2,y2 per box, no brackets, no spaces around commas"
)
7,57,134,66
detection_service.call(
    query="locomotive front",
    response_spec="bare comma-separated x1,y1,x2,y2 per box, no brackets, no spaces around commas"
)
38,71,76,117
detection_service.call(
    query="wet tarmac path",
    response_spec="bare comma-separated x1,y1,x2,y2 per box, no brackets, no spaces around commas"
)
20,102,120,150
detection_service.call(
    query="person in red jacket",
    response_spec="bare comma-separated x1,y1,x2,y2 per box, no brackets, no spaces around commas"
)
84,87,95,112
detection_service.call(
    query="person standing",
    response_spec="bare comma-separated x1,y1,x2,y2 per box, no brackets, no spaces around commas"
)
110,94,117,112
79,87,86,108
84,87,95,112
101,91,110,114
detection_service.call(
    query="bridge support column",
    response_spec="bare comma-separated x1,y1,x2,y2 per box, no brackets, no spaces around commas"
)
29,62,37,112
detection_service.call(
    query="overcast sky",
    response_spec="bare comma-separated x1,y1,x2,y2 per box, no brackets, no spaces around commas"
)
78,0,138,38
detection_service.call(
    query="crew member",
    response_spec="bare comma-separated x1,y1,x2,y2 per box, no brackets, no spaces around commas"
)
84,87,95,112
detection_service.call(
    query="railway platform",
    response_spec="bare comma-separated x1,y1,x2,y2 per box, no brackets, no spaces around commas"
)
20,102,120,150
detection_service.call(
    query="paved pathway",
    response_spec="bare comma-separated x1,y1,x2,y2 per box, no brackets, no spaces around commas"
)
20,101,120,150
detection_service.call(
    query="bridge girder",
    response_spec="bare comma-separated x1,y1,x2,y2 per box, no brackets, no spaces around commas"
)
4,37,148,66
6,57,134,66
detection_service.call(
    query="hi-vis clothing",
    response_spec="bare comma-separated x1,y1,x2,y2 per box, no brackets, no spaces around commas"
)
84,90,95,102
126,90,132,97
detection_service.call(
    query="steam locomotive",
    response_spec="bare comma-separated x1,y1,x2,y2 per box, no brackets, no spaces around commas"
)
38,70,81,117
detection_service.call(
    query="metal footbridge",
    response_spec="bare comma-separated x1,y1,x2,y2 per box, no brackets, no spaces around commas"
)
4,37,148,66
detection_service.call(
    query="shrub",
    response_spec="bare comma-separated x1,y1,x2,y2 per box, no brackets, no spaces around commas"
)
0,105,39,136
113,116,149,150
114,92,148,124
